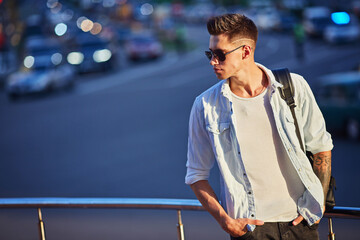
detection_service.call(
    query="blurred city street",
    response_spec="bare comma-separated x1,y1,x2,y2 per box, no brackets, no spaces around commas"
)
1,0,360,239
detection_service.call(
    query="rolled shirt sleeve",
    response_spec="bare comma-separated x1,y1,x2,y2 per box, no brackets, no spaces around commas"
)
185,98,216,185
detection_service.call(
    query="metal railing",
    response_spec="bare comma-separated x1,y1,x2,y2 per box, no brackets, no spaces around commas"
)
0,198,359,240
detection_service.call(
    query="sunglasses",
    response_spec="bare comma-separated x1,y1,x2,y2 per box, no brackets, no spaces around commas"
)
205,45,245,62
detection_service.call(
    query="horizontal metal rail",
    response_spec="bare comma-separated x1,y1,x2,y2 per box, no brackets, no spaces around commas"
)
0,198,360,240
0,198,359,218
0,198,204,210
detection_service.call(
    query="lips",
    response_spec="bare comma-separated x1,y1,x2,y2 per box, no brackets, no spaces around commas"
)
213,68,222,73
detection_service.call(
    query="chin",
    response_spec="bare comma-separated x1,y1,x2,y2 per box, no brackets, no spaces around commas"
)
215,73,226,80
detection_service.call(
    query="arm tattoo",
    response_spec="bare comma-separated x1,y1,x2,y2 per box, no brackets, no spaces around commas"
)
312,151,332,203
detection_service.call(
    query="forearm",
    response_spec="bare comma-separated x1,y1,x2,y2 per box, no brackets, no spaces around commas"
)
190,180,230,228
312,151,332,204
190,180,264,236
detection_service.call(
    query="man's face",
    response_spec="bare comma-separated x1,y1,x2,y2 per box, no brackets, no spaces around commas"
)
208,34,244,80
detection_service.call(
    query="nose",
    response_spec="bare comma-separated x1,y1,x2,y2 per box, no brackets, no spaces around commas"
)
210,56,218,66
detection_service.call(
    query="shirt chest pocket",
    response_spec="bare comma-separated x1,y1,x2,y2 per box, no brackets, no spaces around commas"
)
206,122,232,153
206,122,231,134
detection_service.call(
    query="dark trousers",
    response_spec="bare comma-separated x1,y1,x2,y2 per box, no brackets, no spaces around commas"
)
230,221,319,240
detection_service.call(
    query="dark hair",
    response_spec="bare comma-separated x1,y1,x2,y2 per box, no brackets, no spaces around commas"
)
207,14,258,43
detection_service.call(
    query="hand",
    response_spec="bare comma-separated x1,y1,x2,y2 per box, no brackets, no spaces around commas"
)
292,214,304,226
292,206,325,226
221,217,264,237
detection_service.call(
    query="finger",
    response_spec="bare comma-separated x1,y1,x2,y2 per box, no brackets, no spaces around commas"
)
247,219,264,226
292,215,304,226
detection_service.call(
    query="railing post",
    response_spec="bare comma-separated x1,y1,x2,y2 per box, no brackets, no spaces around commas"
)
38,208,46,240
328,217,335,240
177,210,185,240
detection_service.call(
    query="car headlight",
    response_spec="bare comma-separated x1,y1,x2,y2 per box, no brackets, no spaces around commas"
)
24,56,35,68
93,49,112,63
67,52,84,65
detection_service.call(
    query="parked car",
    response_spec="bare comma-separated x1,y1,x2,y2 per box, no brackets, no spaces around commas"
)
67,33,116,74
6,37,75,100
316,71,360,140
124,34,163,61
303,6,332,37
324,12,360,44
255,7,281,31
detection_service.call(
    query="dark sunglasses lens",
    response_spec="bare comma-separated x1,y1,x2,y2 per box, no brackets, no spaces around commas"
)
205,50,225,61
213,50,225,61
205,51,212,60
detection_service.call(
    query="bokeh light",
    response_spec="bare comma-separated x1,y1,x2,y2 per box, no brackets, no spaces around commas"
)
81,19,94,32
77,16,88,29
24,56,35,68
47,0,58,9
90,22,102,35
93,49,112,62
51,53,63,65
331,12,350,25
54,23,67,36
140,3,154,16
50,2,62,14
67,52,84,65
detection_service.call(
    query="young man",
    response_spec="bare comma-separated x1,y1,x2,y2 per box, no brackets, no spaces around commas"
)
185,14,333,240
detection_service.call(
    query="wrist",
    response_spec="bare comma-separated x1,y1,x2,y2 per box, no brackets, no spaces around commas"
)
219,214,233,232
220,215,235,234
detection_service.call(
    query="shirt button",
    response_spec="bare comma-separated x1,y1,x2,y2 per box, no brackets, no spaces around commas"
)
251,214,255,217
248,191,252,194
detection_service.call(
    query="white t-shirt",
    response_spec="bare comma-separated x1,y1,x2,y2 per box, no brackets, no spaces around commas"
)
231,87,305,222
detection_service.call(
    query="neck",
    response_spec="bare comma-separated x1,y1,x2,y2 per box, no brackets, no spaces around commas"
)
229,64,268,98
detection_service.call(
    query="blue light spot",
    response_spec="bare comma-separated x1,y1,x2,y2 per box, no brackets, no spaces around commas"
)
331,12,350,25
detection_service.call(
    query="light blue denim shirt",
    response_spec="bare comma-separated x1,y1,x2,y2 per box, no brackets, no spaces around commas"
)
185,63,333,230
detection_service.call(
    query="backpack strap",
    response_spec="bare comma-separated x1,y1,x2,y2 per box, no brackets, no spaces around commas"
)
272,68,305,152
273,68,337,211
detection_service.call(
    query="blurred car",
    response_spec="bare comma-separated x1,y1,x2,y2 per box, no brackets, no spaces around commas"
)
124,34,163,61
6,38,75,100
316,71,360,140
303,6,332,37
67,33,116,73
255,8,281,31
324,12,360,44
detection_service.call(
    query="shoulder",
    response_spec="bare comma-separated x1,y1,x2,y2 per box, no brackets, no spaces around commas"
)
289,72,308,87
289,72,317,108
290,72,313,96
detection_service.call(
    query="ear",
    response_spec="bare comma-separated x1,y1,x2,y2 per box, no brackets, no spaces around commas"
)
242,45,252,59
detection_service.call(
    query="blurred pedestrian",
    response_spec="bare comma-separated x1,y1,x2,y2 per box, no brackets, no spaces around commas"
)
185,13,333,240
174,23,186,55
293,20,306,61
